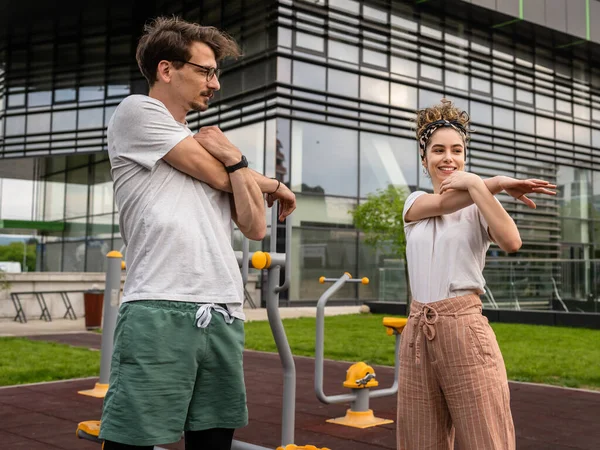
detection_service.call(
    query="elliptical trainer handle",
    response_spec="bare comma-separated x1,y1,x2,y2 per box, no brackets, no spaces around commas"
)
274,205,292,293
241,237,249,286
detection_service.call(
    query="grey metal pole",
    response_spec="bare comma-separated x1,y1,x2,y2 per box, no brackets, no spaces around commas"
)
274,214,292,293
270,205,277,253
79,250,122,398
232,200,295,449
315,274,356,404
241,238,249,286
267,264,296,446
351,388,371,411
314,274,400,403
369,333,401,399
99,250,123,383
230,441,269,450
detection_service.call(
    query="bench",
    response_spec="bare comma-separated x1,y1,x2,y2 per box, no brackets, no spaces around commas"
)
9,290,81,323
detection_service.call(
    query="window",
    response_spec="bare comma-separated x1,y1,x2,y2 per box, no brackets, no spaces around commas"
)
26,113,51,134
470,101,492,126
5,115,26,136
574,104,591,121
493,83,513,102
574,125,591,146
52,110,77,132
362,49,387,68
391,57,417,78
44,173,66,221
296,32,324,52
225,122,265,174
291,194,356,228
28,90,52,107
557,166,591,219
555,121,573,142
421,64,442,82
91,161,114,216
360,76,389,104
78,108,104,129
65,167,89,218
360,133,416,197
536,116,555,139
516,89,533,104
328,40,359,64
327,69,358,98
0,178,35,220
535,94,554,112
390,83,417,109
445,71,468,91
419,89,442,109
329,0,359,14
293,61,326,91
515,112,535,134
291,121,358,197
290,227,358,301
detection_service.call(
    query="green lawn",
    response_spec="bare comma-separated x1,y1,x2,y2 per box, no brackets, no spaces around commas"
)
1,314,599,390
245,314,600,390
0,338,101,386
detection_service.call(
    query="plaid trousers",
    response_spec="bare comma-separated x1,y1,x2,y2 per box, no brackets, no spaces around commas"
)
397,295,515,450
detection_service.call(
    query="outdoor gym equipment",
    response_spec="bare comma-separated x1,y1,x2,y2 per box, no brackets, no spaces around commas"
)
77,250,123,400
314,272,407,428
76,250,124,443
231,205,327,450
76,203,329,450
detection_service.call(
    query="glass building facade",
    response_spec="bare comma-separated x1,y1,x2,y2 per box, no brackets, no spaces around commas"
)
1,0,600,310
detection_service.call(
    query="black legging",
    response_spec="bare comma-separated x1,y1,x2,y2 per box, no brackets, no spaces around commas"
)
103,428,235,450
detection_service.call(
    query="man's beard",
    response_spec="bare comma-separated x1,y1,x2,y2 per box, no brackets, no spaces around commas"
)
190,91,213,111
190,101,209,112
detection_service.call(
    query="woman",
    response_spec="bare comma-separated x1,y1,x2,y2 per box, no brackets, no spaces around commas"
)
397,99,556,450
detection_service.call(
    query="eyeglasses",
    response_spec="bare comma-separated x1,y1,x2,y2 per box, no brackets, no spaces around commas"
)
173,60,221,81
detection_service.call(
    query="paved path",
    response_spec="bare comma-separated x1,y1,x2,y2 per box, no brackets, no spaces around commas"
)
1,333,599,449
0,306,362,336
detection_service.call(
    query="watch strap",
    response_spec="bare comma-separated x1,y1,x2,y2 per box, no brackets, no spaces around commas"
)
225,155,248,173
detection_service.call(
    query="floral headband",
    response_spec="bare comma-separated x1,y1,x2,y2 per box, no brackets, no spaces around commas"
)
418,119,469,160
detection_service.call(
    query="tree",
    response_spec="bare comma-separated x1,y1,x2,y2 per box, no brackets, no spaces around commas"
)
0,242,37,272
351,184,411,304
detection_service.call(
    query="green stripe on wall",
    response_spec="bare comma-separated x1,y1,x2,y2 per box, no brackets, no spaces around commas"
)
519,0,524,20
586,0,591,40
0,220,65,232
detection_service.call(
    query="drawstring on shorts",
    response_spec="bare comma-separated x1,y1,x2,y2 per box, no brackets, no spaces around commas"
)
195,303,234,328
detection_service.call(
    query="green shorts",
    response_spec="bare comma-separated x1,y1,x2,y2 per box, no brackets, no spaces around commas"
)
99,300,247,446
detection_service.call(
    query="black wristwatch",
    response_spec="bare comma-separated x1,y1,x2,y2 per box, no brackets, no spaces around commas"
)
225,155,248,173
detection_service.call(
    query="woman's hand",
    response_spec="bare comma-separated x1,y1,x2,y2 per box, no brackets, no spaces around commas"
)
497,176,557,209
439,171,483,194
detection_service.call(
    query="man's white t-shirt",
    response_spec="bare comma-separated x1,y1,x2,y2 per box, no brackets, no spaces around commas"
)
403,191,492,304
108,95,244,320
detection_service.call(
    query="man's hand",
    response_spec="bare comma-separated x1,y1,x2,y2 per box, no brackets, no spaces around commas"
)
497,176,557,209
267,183,296,221
193,126,242,166
439,171,483,194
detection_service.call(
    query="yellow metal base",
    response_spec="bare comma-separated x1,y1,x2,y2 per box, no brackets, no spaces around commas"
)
326,409,393,429
276,446,331,450
76,420,100,437
78,383,108,398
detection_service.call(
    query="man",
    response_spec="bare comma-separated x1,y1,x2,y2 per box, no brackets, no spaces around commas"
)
99,16,296,450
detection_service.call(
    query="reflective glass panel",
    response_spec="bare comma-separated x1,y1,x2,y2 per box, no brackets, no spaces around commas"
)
291,121,358,197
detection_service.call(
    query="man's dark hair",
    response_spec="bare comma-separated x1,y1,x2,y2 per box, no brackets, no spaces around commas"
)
136,16,241,87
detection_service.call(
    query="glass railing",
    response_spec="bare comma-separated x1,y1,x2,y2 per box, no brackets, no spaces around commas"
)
377,259,600,313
